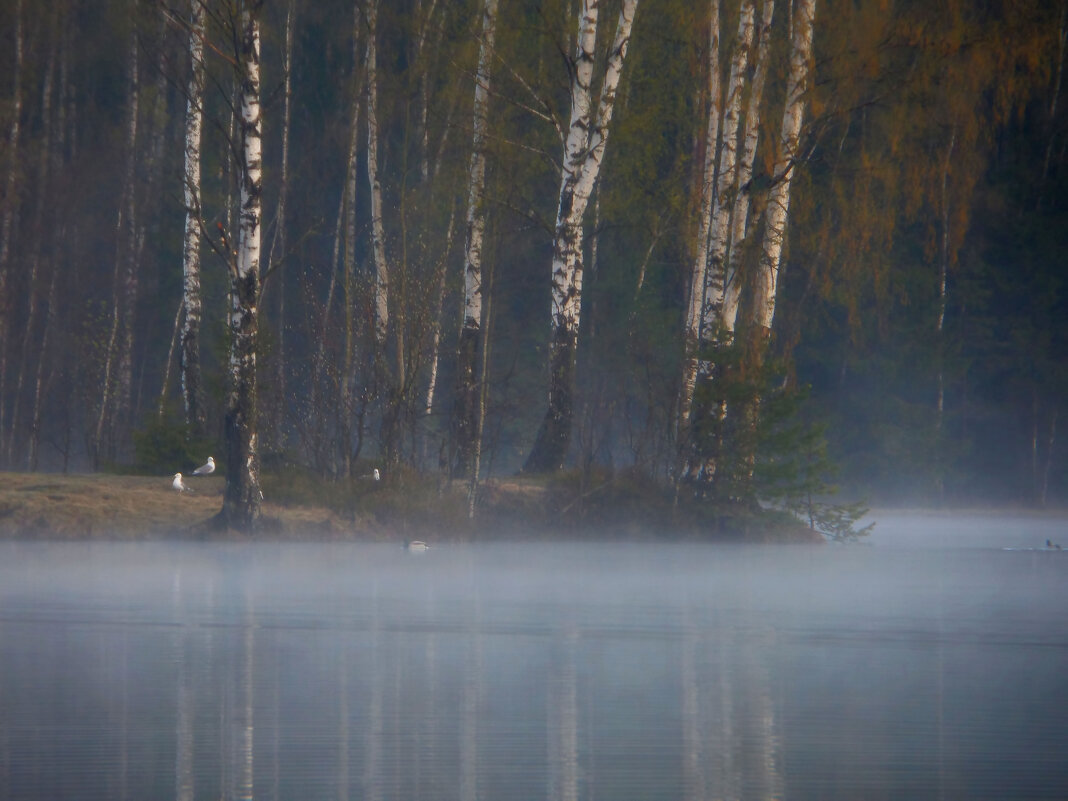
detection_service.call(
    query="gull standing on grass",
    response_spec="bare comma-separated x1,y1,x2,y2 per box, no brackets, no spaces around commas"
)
172,473,192,493
192,456,215,476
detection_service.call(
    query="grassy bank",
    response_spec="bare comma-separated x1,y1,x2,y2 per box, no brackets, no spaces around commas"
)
0,470,826,543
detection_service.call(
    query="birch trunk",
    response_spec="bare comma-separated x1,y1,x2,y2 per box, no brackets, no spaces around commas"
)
341,6,362,478
93,30,140,465
27,266,57,471
752,0,816,339
263,0,295,450
7,4,57,464
180,0,207,431
524,0,639,473
935,126,957,451
454,0,499,477
365,0,389,346
679,0,723,432
222,1,263,530
700,0,755,345
680,0,754,483
0,0,23,461
722,0,775,333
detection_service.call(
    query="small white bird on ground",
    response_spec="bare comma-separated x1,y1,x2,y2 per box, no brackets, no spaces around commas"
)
373,468,381,481
192,456,215,476
172,473,192,493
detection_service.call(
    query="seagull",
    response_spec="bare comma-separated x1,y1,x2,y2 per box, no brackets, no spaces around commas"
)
373,468,381,481
172,473,192,493
192,456,215,476
404,540,429,553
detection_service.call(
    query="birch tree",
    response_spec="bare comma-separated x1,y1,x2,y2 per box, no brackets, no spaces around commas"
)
524,0,639,474
454,0,499,477
722,0,775,335
365,0,389,347
92,29,140,465
180,0,207,432
700,0,754,350
0,0,23,464
221,0,264,530
679,0,723,434
751,0,816,342
678,0,755,483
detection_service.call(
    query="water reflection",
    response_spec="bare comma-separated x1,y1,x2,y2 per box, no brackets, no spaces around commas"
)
0,536,1065,800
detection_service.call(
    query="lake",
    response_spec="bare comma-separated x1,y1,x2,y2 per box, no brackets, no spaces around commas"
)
0,513,1066,800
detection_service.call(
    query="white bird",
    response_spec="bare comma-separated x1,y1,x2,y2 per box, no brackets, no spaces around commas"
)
172,473,192,493
405,540,429,552
373,468,381,481
192,456,215,476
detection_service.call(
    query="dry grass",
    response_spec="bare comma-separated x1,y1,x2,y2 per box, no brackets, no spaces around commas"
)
0,470,826,543
0,472,354,540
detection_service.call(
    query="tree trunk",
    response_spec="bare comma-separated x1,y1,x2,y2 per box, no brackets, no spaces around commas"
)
700,0,755,345
262,0,295,451
454,0,499,477
222,1,264,530
7,4,57,465
679,0,723,433
27,266,58,471
93,29,140,466
681,0,755,483
722,0,775,334
180,0,208,432
751,0,816,340
524,0,639,473
341,5,362,478
365,0,389,347
0,0,24,465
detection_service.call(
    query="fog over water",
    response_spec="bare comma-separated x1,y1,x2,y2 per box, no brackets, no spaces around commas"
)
0,514,1066,800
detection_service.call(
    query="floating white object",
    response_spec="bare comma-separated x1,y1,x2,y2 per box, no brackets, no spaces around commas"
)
192,456,215,476
405,540,429,552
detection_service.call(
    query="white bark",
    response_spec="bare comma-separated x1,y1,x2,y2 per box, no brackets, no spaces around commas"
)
754,0,816,334
722,0,775,333
223,1,263,528
679,0,723,429
180,0,206,430
553,0,638,334
365,0,389,345
701,0,755,340
455,0,500,472
525,0,639,472
342,5,362,477
463,0,499,337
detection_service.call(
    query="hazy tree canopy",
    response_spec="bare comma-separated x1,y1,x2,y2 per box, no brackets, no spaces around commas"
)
0,0,1063,508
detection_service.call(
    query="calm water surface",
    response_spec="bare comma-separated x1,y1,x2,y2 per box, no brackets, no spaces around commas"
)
1,513,1066,800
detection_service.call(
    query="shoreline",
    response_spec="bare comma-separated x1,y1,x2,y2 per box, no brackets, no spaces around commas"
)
0,470,832,544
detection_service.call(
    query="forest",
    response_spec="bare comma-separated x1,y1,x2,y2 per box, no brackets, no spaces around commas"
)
0,0,1064,528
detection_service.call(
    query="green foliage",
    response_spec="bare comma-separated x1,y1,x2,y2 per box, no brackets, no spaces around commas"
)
689,346,873,541
132,413,216,476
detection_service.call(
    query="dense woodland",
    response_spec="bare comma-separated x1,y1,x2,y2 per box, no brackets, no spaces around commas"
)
0,0,1065,526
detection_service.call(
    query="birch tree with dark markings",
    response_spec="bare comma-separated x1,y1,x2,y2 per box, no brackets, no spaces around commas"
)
221,0,264,530
180,0,207,433
524,0,639,474
454,0,499,477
